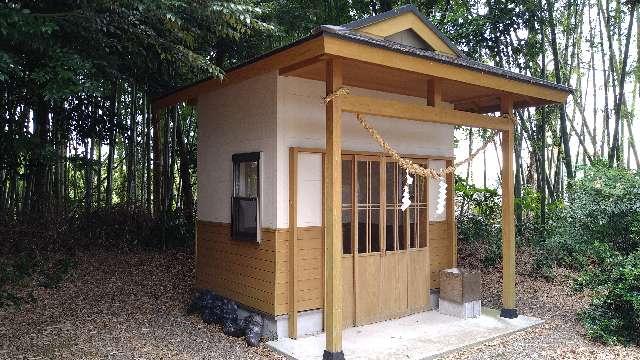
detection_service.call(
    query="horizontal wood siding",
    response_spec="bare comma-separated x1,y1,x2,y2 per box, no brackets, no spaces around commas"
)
429,221,452,288
276,226,324,316
196,220,288,316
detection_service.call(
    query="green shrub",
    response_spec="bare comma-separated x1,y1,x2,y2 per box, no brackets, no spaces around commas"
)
575,251,640,345
546,161,640,269
545,161,640,344
455,177,502,267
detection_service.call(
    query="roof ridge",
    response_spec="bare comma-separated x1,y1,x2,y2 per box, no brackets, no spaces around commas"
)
338,4,467,59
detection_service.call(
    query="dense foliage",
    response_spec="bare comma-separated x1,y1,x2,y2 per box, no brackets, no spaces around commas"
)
457,163,640,345
575,251,640,345
553,163,640,344
543,162,640,268
455,177,502,268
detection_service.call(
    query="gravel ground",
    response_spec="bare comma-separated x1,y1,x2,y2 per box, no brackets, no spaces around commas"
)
1,251,638,359
0,250,282,360
442,269,640,360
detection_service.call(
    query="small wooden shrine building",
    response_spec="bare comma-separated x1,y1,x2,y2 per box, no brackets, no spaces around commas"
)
153,5,570,359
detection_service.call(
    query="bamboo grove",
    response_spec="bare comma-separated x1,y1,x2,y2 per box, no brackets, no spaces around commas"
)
1,0,639,251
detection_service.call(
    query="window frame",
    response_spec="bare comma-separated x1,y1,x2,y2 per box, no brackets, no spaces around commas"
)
231,152,262,242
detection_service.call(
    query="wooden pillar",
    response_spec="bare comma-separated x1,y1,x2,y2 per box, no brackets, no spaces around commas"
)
500,94,518,319
288,148,299,338
445,159,457,267
324,58,345,360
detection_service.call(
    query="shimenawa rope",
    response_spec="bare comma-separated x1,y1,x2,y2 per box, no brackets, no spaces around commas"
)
323,87,507,179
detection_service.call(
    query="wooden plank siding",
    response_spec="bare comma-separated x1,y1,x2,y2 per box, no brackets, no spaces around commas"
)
276,226,324,316
195,220,288,316
428,221,452,288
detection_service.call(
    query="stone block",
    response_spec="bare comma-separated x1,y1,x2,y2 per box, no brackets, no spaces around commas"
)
439,268,481,303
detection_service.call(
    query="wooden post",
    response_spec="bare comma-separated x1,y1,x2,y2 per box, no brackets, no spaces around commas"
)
426,78,442,107
446,159,457,267
324,58,345,360
288,148,299,338
500,94,518,319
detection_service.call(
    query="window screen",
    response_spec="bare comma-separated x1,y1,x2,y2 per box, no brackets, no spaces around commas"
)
232,152,261,241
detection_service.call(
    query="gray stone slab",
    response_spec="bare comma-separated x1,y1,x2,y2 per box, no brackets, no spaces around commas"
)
267,308,543,360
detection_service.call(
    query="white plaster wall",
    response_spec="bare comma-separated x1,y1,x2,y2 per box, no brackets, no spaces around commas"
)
296,153,323,227
276,76,455,228
197,71,278,227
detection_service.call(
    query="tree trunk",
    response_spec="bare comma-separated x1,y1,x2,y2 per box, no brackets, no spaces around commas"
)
31,96,50,214
145,97,152,213
84,138,93,212
106,82,117,207
608,2,636,166
169,107,177,209
128,83,138,205
152,109,163,217
545,0,574,182
514,118,524,231
176,107,194,225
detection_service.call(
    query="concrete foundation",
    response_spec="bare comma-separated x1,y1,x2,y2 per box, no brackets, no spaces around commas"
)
267,308,543,360
275,309,325,339
439,299,481,319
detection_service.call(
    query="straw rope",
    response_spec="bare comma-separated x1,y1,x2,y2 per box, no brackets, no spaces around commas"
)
323,87,509,179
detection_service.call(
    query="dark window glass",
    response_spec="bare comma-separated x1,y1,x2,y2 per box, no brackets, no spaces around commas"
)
231,152,260,241
386,209,395,251
409,207,417,248
386,162,395,204
370,162,380,204
342,159,352,207
358,209,367,253
342,209,352,254
370,208,380,252
357,161,367,204
398,210,406,250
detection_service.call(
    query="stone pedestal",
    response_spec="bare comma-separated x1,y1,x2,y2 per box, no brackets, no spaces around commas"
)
438,268,481,319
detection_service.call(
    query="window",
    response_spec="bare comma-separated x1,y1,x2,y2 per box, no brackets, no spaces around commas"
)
232,152,262,241
342,157,353,254
408,161,429,248
356,158,381,253
385,161,406,251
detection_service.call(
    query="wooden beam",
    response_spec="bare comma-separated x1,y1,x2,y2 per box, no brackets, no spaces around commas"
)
341,95,513,130
323,36,569,104
288,148,299,338
152,36,325,111
324,59,344,358
279,55,327,76
499,94,517,318
426,79,443,108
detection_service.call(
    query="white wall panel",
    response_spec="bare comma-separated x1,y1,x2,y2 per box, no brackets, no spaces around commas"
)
296,152,323,227
197,72,278,227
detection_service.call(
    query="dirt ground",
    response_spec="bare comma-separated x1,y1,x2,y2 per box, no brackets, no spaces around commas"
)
1,251,638,359
0,251,283,360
